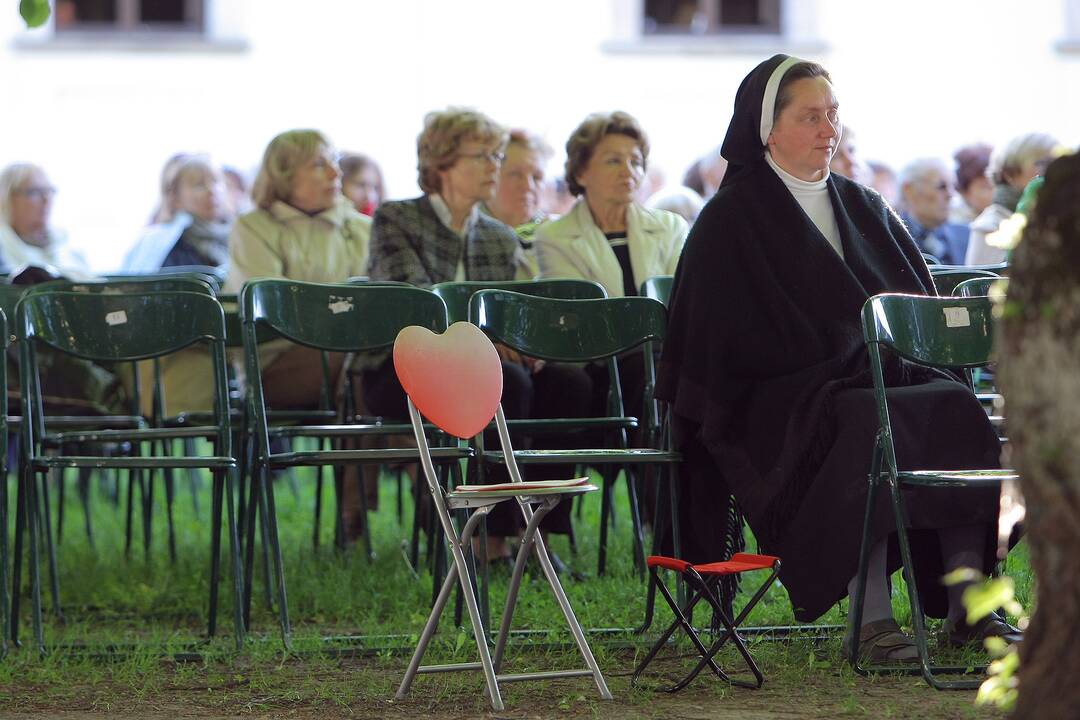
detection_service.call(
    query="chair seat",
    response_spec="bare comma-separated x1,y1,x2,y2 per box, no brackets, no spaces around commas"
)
32,455,236,469
896,468,1017,487
44,425,222,444
485,448,680,465
269,422,425,438
648,552,780,576
266,446,470,467
447,483,598,508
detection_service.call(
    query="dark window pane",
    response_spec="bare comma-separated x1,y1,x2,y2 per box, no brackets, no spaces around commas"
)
58,0,117,23
140,0,185,23
718,0,761,25
644,0,700,33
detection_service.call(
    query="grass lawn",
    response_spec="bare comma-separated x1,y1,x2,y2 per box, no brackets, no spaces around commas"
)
0,457,1029,718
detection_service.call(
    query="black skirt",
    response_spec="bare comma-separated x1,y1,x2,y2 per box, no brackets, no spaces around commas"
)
679,378,1003,622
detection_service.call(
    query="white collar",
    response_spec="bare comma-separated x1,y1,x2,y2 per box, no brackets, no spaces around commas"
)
766,151,829,191
429,193,479,238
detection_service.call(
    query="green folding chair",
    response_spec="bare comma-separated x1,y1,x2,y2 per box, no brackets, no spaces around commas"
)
639,275,673,306
0,308,9,660
240,279,467,647
21,277,217,561
432,279,606,324
955,276,1008,298
13,290,243,655
470,290,680,578
927,267,1000,296
850,293,1019,689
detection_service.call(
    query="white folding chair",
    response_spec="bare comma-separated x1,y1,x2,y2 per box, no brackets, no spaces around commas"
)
392,321,612,711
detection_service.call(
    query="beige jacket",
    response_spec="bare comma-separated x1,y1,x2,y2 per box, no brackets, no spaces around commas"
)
534,199,687,297
225,198,371,368
224,198,371,292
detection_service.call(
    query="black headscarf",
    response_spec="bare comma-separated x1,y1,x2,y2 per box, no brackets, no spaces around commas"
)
720,53,806,186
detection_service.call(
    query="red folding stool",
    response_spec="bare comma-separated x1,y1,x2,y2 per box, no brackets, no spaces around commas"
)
632,553,780,692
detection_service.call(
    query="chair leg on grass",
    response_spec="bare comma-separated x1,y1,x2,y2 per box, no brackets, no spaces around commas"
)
1,471,10,659
77,468,94,548
25,468,46,656
224,468,247,650
260,467,292,649
11,471,26,649
208,471,224,639
36,472,62,620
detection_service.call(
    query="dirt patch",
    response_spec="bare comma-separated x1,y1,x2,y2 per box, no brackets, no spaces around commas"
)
0,652,1002,720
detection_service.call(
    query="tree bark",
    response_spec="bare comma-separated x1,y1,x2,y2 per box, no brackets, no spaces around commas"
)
997,152,1080,719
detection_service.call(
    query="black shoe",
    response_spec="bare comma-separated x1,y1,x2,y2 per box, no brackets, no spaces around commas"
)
941,612,1023,649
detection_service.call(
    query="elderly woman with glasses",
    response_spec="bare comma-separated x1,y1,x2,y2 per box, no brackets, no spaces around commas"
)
0,162,92,280
363,109,589,570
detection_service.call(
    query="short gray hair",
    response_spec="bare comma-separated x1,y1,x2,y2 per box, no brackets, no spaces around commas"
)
898,157,950,189
0,162,44,224
987,133,1059,185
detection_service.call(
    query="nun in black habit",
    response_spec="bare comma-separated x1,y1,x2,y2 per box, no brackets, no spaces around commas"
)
656,55,1019,661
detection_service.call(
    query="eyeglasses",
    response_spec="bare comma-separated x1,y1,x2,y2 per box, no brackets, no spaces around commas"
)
458,151,505,166
17,185,57,201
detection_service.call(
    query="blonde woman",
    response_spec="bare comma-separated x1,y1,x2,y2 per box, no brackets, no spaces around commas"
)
225,128,371,408
123,154,233,272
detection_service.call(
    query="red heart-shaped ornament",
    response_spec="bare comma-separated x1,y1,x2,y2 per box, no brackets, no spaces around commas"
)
393,321,503,439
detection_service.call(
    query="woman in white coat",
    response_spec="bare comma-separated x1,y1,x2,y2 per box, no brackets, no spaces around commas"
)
535,111,687,298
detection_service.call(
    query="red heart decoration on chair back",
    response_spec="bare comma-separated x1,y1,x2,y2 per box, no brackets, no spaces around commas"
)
393,321,503,439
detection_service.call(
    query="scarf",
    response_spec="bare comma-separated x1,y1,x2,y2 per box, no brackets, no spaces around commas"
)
180,219,231,266
992,183,1023,213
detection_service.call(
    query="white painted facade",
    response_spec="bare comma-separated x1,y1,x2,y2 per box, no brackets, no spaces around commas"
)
2,0,1077,271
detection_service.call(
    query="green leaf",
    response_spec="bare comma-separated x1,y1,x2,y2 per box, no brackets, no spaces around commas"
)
963,576,1015,624
20,0,51,28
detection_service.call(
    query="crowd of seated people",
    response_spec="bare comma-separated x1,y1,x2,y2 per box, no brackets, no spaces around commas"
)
3,65,1071,658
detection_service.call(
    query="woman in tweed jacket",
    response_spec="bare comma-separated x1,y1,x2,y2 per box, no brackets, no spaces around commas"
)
361,109,590,572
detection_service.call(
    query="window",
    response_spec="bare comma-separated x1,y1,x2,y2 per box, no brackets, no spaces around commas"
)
605,0,823,55
54,0,203,33
643,0,781,36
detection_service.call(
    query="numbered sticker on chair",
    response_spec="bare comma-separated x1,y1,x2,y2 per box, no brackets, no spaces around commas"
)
328,296,354,314
105,310,128,326
943,306,970,328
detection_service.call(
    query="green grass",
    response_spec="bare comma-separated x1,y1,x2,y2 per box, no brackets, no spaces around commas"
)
0,451,1030,716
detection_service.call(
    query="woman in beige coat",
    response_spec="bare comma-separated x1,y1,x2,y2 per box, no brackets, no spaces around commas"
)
535,111,687,298
226,128,371,409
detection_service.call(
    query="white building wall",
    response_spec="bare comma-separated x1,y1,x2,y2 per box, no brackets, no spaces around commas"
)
1,0,1076,271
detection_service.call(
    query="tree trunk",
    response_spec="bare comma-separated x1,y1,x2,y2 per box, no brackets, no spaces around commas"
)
997,152,1080,719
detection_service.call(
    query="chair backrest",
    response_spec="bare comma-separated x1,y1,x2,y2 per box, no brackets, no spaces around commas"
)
861,293,994,369
25,276,215,298
394,322,503,440
241,278,447,352
639,275,673,306
105,266,224,291
921,252,942,266
955,276,1010,298
433,279,606,324
928,267,1000,296
470,290,666,362
18,290,227,362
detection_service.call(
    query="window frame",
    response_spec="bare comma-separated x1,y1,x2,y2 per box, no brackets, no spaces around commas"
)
54,0,205,35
